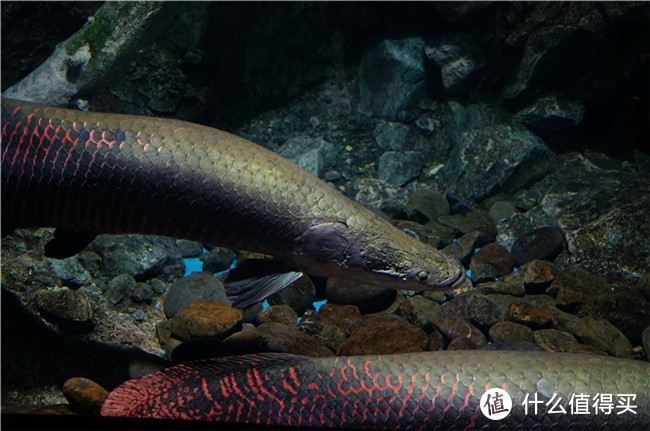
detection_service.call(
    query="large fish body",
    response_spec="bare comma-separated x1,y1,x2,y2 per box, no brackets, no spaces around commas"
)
101,351,650,429
1,98,464,290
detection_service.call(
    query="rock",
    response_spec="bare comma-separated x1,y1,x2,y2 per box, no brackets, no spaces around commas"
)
128,360,165,378
511,227,565,266
163,272,228,319
643,326,650,359
308,304,362,351
394,220,442,249
257,322,333,357
199,247,234,274
469,243,514,283
358,38,426,118
495,214,537,251
441,101,509,144
593,288,649,345
502,26,581,99
337,315,428,355
427,330,446,351
277,136,336,178
549,265,611,314
169,300,242,341
373,121,411,151
414,114,435,136
506,301,552,329
131,282,154,304
424,32,486,93
549,308,580,334
267,273,316,315
481,342,544,352
34,287,93,328
325,278,395,314
489,321,535,344
520,259,560,293
477,271,526,296
175,239,203,258
442,292,504,332
639,274,650,302
527,154,650,287
354,178,409,219
167,338,231,363
428,312,487,348
90,234,185,281
47,257,93,289
256,304,298,327
573,316,633,357
62,377,108,415
513,95,584,133
394,295,443,334
488,200,517,224
223,327,271,354
405,188,450,224
442,231,481,266
106,274,137,306
533,329,578,352
148,278,167,295
378,150,422,186
440,124,556,202
447,337,481,350
438,210,496,246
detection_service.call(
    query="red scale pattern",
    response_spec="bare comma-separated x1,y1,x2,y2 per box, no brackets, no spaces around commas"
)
101,351,649,430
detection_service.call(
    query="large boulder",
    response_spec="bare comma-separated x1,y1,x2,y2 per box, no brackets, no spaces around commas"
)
440,124,556,202
358,38,426,119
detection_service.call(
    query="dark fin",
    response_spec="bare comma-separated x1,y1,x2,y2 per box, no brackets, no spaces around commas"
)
44,228,97,259
226,271,303,309
226,258,298,282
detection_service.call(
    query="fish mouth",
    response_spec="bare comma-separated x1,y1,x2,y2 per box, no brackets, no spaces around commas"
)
437,263,467,289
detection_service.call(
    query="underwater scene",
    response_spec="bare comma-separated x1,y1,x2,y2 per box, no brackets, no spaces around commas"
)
1,2,649,430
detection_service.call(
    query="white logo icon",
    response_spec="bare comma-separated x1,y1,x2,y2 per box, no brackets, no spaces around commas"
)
480,388,513,420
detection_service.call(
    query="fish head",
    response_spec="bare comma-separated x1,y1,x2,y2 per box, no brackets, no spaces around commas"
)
348,222,467,291
292,219,466,291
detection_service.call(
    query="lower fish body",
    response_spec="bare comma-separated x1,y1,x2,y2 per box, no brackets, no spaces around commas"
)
101,351,650,429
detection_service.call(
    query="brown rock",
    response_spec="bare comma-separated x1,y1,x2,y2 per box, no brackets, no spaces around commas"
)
447,337,480,350
511,227,565,266
224,327,271,354
326,278,396,313
62,377,109,415
469,243,514,283
429,312,487,347
169,300,242,341
257,322,333,357
521,259,559,293
337,315,428,355
533,328,578,352
317,304,362,350
256,304,298,326
574,316,633,357
506,301,551,328
427,330,446,351
442,292,504,332
477,271,526,296
489,321,535,344
394,295,442,333
548,265,611,314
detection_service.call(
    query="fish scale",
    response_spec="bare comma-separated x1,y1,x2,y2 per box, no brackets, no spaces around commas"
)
100,351,650,429
1,97,465,290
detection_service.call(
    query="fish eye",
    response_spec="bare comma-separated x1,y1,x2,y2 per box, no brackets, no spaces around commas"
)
416,270,429,283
